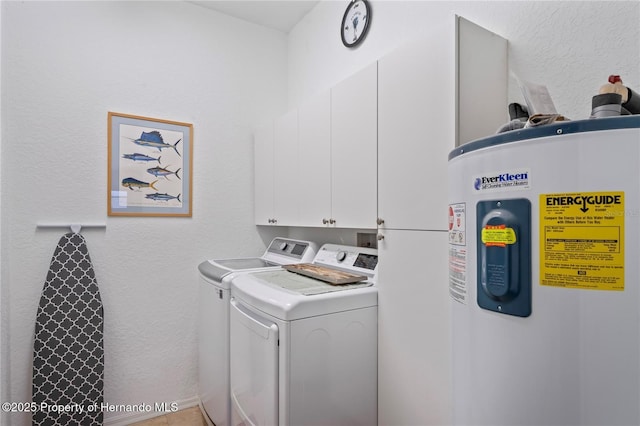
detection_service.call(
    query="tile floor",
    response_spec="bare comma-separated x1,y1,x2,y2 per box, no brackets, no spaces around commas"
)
129,406,208,426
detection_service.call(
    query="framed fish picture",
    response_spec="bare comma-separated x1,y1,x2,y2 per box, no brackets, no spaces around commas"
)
108,112,193,216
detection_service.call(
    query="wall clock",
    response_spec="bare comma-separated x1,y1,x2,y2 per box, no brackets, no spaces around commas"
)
341,0,371,48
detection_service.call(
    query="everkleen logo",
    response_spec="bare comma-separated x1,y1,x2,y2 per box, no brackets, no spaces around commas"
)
474,169,530,192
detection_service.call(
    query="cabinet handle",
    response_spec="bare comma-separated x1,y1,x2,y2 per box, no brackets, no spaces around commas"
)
377,233,385,241
329,219,336,224
322,218,329,225
377,218,385,225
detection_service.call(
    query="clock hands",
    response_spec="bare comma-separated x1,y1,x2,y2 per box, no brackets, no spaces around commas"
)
346,13,366,42
352,16,360,42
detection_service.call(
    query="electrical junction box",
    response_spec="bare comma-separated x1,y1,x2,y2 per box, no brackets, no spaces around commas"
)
476,198,531,317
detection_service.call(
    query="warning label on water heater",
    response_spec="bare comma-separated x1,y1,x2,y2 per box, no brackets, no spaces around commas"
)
448,203,467,304
540,191,624,291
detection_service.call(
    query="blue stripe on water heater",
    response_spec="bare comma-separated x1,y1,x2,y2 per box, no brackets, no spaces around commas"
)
449,116,640,161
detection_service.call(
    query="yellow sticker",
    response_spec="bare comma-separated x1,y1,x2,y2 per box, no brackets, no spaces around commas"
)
540,191,624,291
481,225,516,247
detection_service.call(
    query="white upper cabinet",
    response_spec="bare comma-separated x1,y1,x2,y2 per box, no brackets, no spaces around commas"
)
254,111,300,226
378,18,507,231
330,62,378,229
254,121,275,225
273,109,300,225
255,17,505,230
378,36,455,231
298,90,332,227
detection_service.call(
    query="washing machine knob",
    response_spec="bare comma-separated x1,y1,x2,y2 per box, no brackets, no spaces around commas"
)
336,251,347,262
279,242,289,251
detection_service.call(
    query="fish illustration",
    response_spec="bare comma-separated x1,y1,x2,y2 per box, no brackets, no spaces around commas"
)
145,192,182,202
130,131,181,157
121,177,158,191
146,166,181,180
122,153,162,164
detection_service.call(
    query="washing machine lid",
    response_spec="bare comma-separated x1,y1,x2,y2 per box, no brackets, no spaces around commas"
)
214,258,278,270
198,258,278,283
256,269,372,295
198,238,318,284
232,270,377,321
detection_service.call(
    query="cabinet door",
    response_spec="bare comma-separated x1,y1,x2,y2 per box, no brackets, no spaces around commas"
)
378,37,455,231
456,16,508,146
298,90,332,227
273,109,299,225
254,121,274,225
330,62,378,229
377,230,451,426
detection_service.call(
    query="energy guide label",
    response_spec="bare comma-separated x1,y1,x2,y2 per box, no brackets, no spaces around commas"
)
540,191,624,291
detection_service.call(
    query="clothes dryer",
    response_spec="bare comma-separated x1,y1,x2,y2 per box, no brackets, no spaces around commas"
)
198,238,317,426
229,244,378,426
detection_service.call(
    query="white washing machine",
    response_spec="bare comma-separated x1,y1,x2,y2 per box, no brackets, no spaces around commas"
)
198,238,317,426
229,244,379,426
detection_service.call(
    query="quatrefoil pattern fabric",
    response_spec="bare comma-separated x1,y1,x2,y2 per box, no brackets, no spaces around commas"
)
32,233,104,425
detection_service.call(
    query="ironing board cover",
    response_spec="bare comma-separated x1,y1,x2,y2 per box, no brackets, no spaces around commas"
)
32,233,104,425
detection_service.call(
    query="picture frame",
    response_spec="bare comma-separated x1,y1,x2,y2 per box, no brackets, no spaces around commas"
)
108,112,193,217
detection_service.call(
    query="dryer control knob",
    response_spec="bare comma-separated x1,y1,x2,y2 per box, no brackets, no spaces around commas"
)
279,242,289,251
336,251,347,262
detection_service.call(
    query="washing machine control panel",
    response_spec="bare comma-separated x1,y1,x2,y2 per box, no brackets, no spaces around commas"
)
266,238,316,260
314,244,378,277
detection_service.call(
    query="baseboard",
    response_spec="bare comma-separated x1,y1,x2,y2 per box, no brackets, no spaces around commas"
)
103,395,201,426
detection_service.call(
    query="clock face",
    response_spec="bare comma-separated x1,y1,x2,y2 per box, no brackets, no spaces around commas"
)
341,0,370,48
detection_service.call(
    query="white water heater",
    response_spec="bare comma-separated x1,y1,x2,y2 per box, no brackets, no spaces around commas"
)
448,116,640,425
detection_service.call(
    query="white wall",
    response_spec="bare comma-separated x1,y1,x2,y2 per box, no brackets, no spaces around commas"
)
289,1,640,123
1,1,286,424
0,2,5,424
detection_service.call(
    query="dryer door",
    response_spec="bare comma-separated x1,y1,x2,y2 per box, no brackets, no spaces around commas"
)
230,297,279,426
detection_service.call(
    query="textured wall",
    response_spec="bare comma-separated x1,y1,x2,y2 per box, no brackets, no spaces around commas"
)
0,2,5,424
288,1,640,123
1,1,286,424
